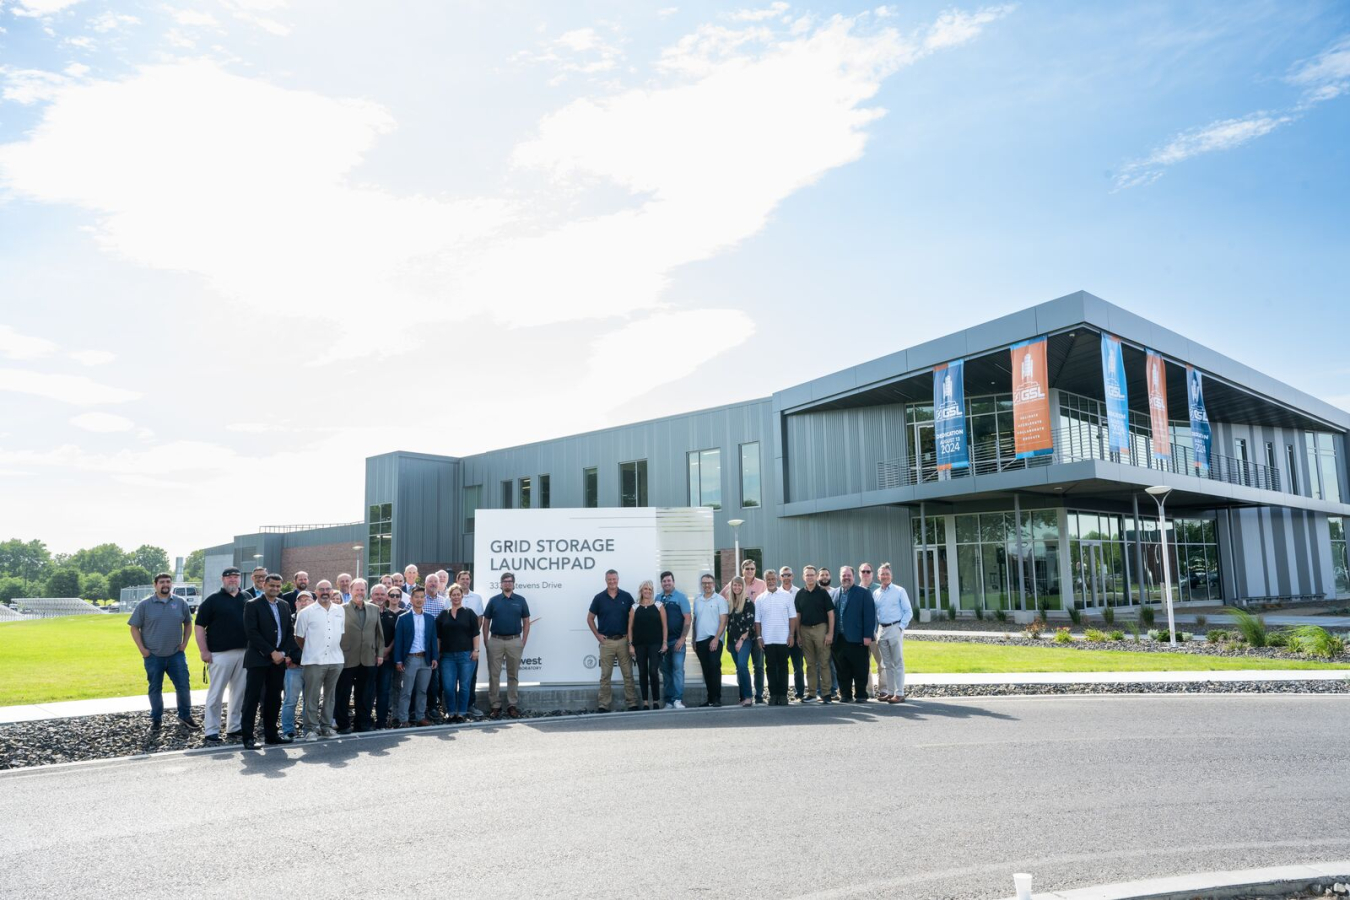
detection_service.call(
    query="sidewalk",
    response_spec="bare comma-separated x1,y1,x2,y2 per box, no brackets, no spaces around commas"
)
3,670,1346,725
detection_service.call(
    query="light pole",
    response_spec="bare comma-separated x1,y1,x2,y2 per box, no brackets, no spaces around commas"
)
353,544,364,580
727,519,745,581
1145,486,1177,647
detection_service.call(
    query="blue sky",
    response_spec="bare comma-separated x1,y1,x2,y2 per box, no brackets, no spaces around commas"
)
0,0,1346,557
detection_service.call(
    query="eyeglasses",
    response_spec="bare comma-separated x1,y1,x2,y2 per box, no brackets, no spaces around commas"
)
860,569,872,574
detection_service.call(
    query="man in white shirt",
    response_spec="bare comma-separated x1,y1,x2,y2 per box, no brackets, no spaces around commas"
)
754,568,798,706
692,574,728,707
294,585,347,740
456,569,486,719
858,562,884,698
872,563,914,703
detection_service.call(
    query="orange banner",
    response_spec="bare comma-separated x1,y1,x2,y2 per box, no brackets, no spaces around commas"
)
1010,337,1053,458
1145,349,1170,460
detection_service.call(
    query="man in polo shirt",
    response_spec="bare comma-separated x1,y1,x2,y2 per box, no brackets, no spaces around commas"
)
723,558,768,703
456,569,486,719
294,579,347,741
754,568,798,706
280,571,310,607
129,572,198,730
794,566,835,704
395,587,438,726
245,566,268,598
587,569,637,713
194,566,249,742
241,574,295,749
656,571,691,710
692,574,728,707
481,572,531,720
872,563,913,703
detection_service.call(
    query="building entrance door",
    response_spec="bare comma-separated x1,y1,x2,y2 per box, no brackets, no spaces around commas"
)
1077,540,1104,609
914,546,949,610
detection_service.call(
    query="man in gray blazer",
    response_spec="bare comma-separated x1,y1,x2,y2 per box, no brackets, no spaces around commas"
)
335,578,385,733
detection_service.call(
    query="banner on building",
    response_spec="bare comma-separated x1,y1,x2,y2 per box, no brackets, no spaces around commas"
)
473,507,713,683
1010,336,1053,459
1186,364,1211,475
1145,349,1170,460
1100,333,1130,458
933,360,969,471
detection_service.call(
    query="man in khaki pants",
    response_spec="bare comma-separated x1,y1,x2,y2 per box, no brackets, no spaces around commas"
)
482,573,531,719
793,566,836,703
586,569,637,712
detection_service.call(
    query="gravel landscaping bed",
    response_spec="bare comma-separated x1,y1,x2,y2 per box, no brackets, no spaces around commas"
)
4,681,1348,771
906,631,1350,662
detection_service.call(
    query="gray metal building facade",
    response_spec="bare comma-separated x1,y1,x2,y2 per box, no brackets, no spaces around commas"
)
208,292,1350,613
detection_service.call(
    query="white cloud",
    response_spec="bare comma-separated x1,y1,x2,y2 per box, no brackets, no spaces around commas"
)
578,310,754,404
170,9,222,28
220,0,290,36
64,35,95,49
63,62,90,77
1114,112,1291,190
69,411,134,432
1288,35,1350,107
657,7,679,19
922,4,1015,53
0,325,57,359
67,349,115,366
89,11,138,31
730,3,789,23
1,67,68,104
0,368,140,404
515,26,625,82
10,0,84,16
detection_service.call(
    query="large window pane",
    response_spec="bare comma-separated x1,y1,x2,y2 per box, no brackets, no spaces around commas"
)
740,443,761,508
463,485,480,534
620,460,648,508
519,476,532,510
501,480,513,509
583,467,598,508
700,449,721,509
539,474,550,509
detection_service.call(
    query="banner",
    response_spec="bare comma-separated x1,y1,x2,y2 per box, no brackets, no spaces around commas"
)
1145,349,1170,460
1185,364,1211,475
1100,333,1130,457
1010,337,1053,459
933,359,969,471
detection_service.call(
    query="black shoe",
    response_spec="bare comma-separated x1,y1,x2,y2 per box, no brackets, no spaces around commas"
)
626,706,641,712
149,719,162,731
754,698,765,705
204,734,223,744
226,729,243,737
596,707,611,713
264,734,293,745
711,701,722,707
336,726,354,735
822,697,833,704
177,717,201,731
243,739,261,751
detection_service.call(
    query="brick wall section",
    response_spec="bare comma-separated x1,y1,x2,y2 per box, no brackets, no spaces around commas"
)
281,542,366,586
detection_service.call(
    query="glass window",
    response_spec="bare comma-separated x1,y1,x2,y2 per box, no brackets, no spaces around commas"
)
1331,516,1349,596
687,448,722,509
463,486,480,533
501,480,513,509
1287,444,1298,494
519,476,532,510
1307,434,1323,499
620,460,648,508
740,443,761,508
366,502,393,578
539,474,550,509
583,467,598,508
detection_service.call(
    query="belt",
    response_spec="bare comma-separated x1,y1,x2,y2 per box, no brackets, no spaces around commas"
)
881,621,900,627
406,652,424,657
604,634,627,640
492,633,520,639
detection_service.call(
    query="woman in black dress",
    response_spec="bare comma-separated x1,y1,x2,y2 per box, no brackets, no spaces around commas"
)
628,580,668,710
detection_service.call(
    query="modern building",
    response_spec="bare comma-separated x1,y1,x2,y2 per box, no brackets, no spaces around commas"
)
205,291,1350,614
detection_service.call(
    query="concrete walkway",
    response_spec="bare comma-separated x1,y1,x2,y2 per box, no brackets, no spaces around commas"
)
3,670,1346,725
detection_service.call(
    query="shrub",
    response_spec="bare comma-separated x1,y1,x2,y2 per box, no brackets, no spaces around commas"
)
1283,625,1345,659
1147,629,1161,641
1126,621,1141,642
974,607,984,620
1266,630,1288,648
1068,607,1081,626
1102,607,1115,625
1228,608,1268,648
1108,629,1124,642
1150,630,1191,643
1139,605,1156,628
1195,614,1208,629
1024,619,1045,639
1084,628,1106,642
1206,629,1230,643
1037,598,1052,619
1053,627,1073,644
995,609,1007,623
946,607,956,621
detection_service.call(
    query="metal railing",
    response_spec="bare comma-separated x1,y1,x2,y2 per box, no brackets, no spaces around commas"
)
877,425,1283,493
257,522,362,534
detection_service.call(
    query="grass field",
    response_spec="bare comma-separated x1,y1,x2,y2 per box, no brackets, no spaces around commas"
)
0,617,1347,707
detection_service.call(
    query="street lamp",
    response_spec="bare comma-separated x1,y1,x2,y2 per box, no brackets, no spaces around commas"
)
1145,486,1177,647
727,519,745,578
353,544,364,579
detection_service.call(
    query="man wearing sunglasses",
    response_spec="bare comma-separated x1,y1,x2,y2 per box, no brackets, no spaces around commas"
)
195,566,249,744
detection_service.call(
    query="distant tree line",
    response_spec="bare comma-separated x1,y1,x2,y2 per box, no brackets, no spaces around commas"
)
0,539,203,603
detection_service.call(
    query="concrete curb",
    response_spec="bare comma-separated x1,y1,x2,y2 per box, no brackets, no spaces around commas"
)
997,860,1350,899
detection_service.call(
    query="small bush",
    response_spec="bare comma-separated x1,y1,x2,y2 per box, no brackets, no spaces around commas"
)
1206,629,1230,643
1024,619,1045,639
995,609,1007,622
1228,608,1268,648
1139,606,1156,628
1126,621,1141,642
1084,628,1106,642
1266,630,1288,648
1150,630,1191,643
1283,625,1345,659
1147,629,1161,641
1195,614,1208,629
1053,627,1073,644
1068,607,1081,626
1108,629,1124,641
1102,607,1115,625
974,607,984,620
946,607,956,621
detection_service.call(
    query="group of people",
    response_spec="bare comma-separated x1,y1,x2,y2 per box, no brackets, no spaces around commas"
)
129,556,911,751
585,558,912,712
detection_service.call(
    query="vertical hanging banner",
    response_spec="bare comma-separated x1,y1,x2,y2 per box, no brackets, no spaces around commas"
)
1010,337,1053,459
1100,333,1130,458
933,360,969,471
1145,349,1170,460
1186,364,1211,475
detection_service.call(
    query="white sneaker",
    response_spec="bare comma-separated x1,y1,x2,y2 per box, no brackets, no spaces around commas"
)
673,700,686,710
302,731,319,743
319,728,335,740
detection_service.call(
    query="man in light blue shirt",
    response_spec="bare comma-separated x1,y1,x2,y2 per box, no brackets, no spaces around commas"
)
691,574,728,707
872,563,913,703
656,571,691,709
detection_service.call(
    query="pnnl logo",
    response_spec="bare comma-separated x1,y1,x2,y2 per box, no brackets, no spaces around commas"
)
583,654,598,669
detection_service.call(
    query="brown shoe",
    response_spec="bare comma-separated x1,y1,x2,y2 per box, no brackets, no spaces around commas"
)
507,706,521,719
888,695,905,703
417,718,432,727
489,708,502,720
876,693,892,701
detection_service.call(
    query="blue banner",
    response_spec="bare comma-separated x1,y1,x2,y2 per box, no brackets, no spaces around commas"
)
1101,333,1130,457
1186,365,1211,475
933,360,968,471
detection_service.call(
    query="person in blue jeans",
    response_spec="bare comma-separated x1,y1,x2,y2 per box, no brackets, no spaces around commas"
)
128,574,198,730
280,592,313,737
435,585,480,724
724,576,757,706
656,571,691,710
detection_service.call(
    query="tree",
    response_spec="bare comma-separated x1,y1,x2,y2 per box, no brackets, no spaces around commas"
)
44,567,82,598
184,549,205,582
0,538,52,583
109,565,153,598
80,572,111,602
70,543,130,575
0,576,26,603
129,544,170,575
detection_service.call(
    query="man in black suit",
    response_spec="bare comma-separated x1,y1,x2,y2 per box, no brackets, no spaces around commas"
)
240,574,295,750
280,570,310,607
830,566,877,703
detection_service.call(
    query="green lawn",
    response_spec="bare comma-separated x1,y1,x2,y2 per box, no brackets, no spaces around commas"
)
1,618,1347,708
0,615,205,706
719,639,1350,675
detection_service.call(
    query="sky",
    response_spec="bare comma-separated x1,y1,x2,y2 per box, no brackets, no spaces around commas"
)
0,0,1347,562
